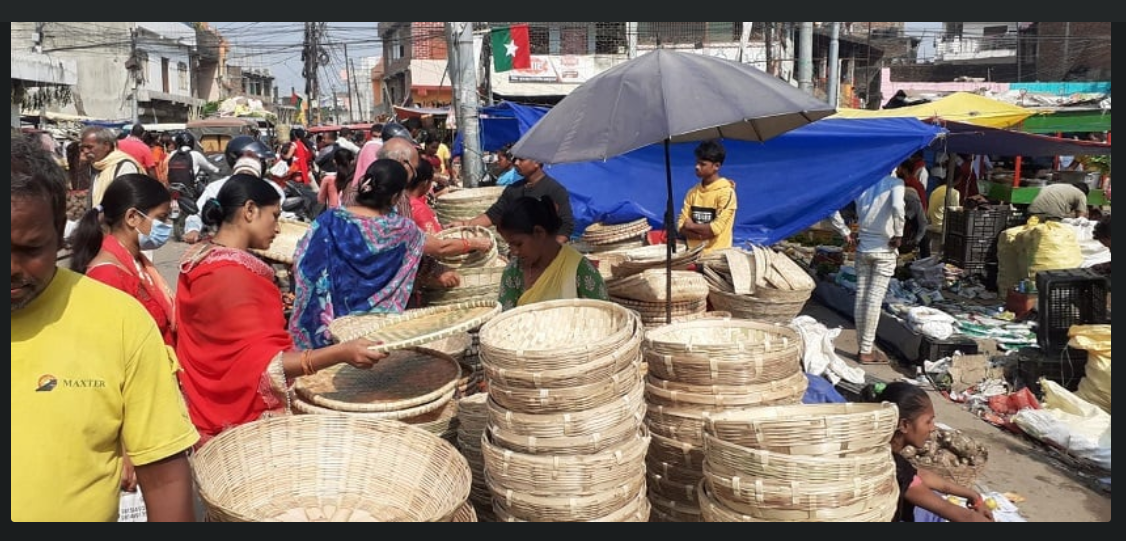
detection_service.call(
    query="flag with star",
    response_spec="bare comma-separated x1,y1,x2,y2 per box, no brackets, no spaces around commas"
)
491,24,531,72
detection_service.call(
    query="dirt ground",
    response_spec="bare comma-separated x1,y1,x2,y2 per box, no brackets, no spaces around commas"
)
151,241,1110,523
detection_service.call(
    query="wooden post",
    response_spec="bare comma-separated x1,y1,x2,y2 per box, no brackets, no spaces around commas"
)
1013,156,1023,189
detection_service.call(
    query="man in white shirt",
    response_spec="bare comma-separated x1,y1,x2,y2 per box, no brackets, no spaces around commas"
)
831,173,906,365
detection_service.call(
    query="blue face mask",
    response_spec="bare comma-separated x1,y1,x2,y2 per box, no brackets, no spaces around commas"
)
137,211,173,251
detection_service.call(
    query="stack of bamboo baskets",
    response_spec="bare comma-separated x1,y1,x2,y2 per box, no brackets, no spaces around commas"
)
455,393,494,521
434,187,509,256
422,226,505,307
702,247,816,325
608,269,710,327
575,218,651,264
642,320,808,522
699,403,901,522
477,300,652,522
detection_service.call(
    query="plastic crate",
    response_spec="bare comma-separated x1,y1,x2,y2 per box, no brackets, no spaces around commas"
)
1036,269,1110,353
945,207,1021,240
1017,350,1088,396
919,335,979,363
943,234,996,273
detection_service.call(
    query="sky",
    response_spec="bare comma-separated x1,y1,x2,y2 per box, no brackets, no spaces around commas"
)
209,22,383,96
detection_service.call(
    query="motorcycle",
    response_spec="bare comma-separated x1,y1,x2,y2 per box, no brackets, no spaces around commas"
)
283,180,324,222
170,155,224,242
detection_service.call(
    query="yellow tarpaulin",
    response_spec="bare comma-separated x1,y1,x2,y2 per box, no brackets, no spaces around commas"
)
831,92,1034,129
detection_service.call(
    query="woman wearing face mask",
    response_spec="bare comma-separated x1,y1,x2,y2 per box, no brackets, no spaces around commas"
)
70,173,177,345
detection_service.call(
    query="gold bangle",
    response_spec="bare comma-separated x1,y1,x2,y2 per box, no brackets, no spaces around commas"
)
301,350,315,376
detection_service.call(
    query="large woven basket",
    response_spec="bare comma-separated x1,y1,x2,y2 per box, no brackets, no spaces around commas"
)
697,480,898,523
294,348,461,413
704,432,894,483
488,473,646,522
643,320,804,386
478,299,641,371
249,219,310,264
705,403,900,457
493,488,651,523
648,493,704,523
704,461,898,521
648,469,701,505
291,389,455,421
421,285,500,307
436,186,506,207
645,403,724,447
434,226,499,268
329,301,502,353
580,218,651,244
192,416,471,522
648,430,706,470
487,380,645,439
607,269,710,303
487,410,643,456
707,289,811,325
613,244,704,278
481,428,649,494
482,331,641,389
644,370,808,410
488,362,642,414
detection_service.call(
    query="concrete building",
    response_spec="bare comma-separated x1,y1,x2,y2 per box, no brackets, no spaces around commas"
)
10,23,79,128
378,22,452,109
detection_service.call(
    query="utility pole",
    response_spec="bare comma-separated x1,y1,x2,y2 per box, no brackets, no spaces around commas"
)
765,22,774,76
130,27,140,124
827,22,841,108
626,22,638,60
344,43,357,123
797,22,813,94
351,58,364,121
449,22,482,188
303,22,326,125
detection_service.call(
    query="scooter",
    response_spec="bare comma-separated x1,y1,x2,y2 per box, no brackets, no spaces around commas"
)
283,180,323,222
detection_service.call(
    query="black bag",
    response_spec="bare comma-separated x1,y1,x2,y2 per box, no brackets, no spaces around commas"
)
166,150,194,186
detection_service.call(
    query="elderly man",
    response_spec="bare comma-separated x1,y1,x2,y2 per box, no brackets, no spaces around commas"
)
12,135,199,521
79,126,142,207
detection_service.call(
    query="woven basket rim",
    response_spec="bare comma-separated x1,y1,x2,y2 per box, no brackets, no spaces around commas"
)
643,319,802,352
436,186,506,203
291,388,455,420
248,219,310,264
477,299,640,360
696,479,899,523
294,348,461,413
329,301,502,353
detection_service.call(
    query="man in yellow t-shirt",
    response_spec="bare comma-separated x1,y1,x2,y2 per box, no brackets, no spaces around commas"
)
11,135,199,522
926,184,961,257
677,140,738,253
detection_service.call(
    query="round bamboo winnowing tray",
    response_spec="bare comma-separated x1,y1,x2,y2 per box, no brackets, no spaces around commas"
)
648,469,701,505
704,461,899,521
329,300,502,353
646,457,705,488
645,403,722,448
648,430,706,471
488,474,646,523
486,408,644,456
642,320,805,386
703,433,894,484
488,361,643,414
434,226,499,268
291,389,456,421
436,186,506,206
648,493,703,523
697,480,898,523
249,219,310,264
613,245,705,278
493,488,651,522
607,269,709,304
644,370,808,410
294,348,461,413
704,403,900,457
707,289,811,326
482,428,650,496
580,218,652,245
192,416,471,522
477,299,642,371
482,331,642,390
420,332,473,362
487,382,645,439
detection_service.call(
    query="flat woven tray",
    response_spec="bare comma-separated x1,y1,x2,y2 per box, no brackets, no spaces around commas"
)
249,219,310,264
434,226,498,268
295,348,461,413
329,300,502,353
607,269,709,303
705,403,900,457
291,389,456,420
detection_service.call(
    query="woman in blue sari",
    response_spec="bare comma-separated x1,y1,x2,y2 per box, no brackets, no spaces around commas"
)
289,159,427,349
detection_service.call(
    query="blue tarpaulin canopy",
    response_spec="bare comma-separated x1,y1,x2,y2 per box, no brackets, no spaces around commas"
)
452,101,551,157
547,118,945,246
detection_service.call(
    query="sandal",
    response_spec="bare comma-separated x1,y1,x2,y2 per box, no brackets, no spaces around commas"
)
858,350,890,365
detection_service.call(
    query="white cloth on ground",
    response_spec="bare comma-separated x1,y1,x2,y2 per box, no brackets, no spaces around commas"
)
789,316,867,386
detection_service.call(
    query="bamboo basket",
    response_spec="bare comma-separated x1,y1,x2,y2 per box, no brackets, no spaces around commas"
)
421,332,473,363
494,488,650,523
707,289,811,325
704,433,894,483
421,285,500,307
648,493,704,523
647,470,701,505
646,457,706,487
705,403,900,457
752,286,816,304
585,251,631,281
488,362,642,413
483,332,641,389
456,393,490,435
487,410,643,456
450,502,478,522
433,226,499,268
294,348,461,413
611,244,703,278
669,311,733,325
425,258,507,292
645,403,722,447
488,476,646,523
249,219,310,264
478,299,641,371
607,270,709,303
696,480,898,523
643,320,804,385
328,301,502,352
192,416,471,522
648,430,706,470
912,460,986,488
482,428,649,493
644,371,808,410
704,461,898,521
436,186,506,205
400,399,460,437
487,382,645,439
291,389,455,421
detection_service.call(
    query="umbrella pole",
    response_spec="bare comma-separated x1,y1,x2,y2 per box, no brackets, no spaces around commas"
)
664,139,674,325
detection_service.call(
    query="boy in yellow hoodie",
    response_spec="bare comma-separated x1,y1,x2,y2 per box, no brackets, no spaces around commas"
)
677,140,737,253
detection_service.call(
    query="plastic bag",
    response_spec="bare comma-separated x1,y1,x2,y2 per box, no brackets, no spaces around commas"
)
1028,221,1084,275
907,306,957,340
997,223,1033,295
1070,325,1111,414
1012,379,1111,471
789,316,866,386
118,489,148,522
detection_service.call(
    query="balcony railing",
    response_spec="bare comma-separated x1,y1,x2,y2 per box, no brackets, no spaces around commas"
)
935,35,1018,61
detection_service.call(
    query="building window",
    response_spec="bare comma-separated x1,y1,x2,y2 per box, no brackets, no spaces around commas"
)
178,62,189,92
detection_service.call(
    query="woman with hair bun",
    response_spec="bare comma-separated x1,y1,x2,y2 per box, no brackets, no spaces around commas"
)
175,174,388,445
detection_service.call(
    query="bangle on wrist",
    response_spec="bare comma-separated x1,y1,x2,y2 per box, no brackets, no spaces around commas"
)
301,350,316,376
